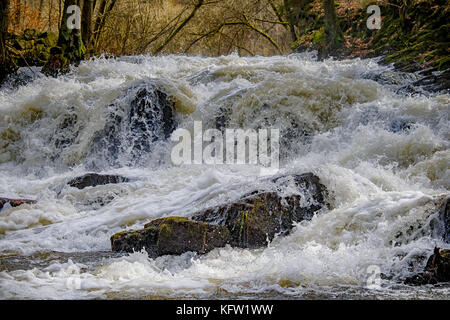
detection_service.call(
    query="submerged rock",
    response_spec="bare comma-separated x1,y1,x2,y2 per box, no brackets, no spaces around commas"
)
111,173,328,256
111,217,230,257
404,247,450,285
0,197,37,210
67,173,130,189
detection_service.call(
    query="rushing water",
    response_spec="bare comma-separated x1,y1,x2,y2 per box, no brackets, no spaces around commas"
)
0,53,449,299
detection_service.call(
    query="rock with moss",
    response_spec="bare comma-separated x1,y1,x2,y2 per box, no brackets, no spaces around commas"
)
111,217,230,257
192,173,328,248
111,173,328,256
9,30,58,68
404,247,450,285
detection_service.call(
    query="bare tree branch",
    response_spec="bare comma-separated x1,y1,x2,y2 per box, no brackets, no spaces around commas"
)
153,0,205,55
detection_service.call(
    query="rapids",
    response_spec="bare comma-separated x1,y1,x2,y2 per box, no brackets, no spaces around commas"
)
0,53,449,299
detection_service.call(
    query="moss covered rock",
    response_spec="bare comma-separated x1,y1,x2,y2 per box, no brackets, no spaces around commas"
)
193,173,328,248
8,30,58,68
111,217,230,256
111,173,328,256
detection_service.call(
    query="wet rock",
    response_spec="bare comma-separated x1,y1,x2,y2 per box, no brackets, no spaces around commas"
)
53,112,79,153
413,69,450,94
9,30,58,68
67,173,130,189
369,70,417,87
111,173,328,256
192,173,327,248
0,250,124,273
388,119,413,133
405,247,450,285
111,217,230,257
90,81,177,166
440,197,450,243
0,197,37,210
430,196,450,243
128,84,177,153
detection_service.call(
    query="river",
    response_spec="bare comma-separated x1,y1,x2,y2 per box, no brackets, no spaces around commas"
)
0,53,449,299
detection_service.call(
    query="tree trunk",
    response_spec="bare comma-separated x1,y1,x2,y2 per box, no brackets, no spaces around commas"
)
81,0,93,45
282,0,313,45
0,0,15,84
38,0,44,19
283,0,299,42
92,0,116,48
322,0,342,57
0,0,8,63
43,0,85,77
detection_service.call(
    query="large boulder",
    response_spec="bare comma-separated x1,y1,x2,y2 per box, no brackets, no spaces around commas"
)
0,197,37,210
404,248,450,285
192,173,327,248
111,217,230,257
9,30,58,67
67,173,130,190
111,173,328,256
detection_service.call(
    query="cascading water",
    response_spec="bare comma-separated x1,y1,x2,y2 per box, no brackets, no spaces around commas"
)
0,53,448,299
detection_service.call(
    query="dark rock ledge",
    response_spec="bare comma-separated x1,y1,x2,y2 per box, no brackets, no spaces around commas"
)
67,173,130,190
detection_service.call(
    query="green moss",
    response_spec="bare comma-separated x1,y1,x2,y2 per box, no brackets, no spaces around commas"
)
441,249,450,259
311,27,326,44
162,216,189,223
111,230,129,241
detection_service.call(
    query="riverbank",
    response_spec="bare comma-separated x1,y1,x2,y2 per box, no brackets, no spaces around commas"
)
292,0,449,73
2,1,448,89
